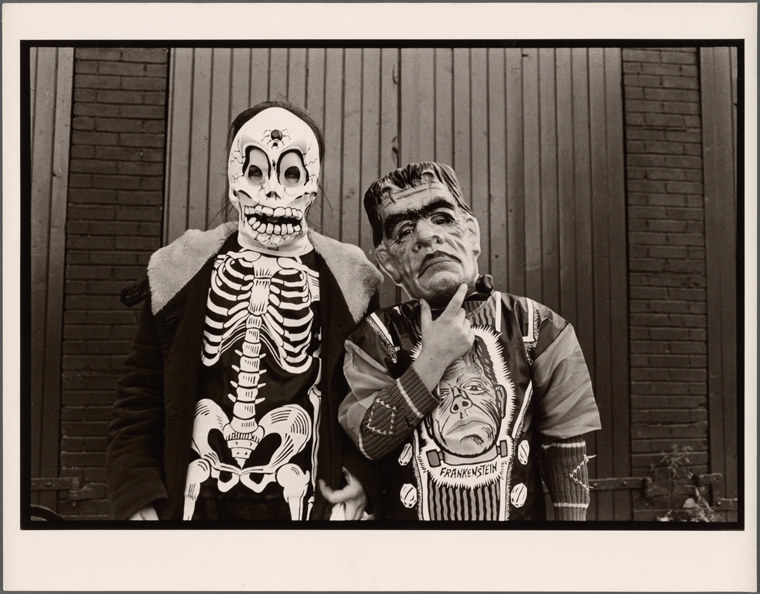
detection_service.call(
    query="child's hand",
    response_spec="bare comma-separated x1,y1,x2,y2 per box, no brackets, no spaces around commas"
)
129,504,158,520
413,284,474,390
319,468,368,521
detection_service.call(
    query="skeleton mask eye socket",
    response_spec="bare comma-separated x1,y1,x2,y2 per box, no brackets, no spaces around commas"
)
278,150,308,188
245,147,269,184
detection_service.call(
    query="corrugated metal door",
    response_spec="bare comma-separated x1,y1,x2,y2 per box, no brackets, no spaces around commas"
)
164,46,630,520
30,47,74,512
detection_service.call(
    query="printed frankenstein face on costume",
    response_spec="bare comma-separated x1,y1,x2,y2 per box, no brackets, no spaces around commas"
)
374,168,481,307
427,337,507,460
228,107,320,252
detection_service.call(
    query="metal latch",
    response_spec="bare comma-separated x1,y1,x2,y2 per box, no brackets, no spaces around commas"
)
589,476,655,497
31,476,81,492
693,473,737,511
31,475,98,501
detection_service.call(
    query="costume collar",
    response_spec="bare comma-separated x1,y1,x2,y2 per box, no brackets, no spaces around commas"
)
147,222,382,323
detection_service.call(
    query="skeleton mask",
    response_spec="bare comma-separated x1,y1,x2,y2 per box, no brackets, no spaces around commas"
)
228,107,321,255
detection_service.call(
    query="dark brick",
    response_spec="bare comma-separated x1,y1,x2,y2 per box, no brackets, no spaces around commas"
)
69,159,119,175
81,174,144,191
623,49,665,63
643,88,699,103
73,102,121,118
627,130,666,143
665,207,703,221
96,89,147,105
140,176,164,190
117,161,164,176
70,145,96,159
71,131,119,146
115,206,162,222
643,114,687,129
65,265,112,280
68,205,116,220
120,48,168,63
664,130,702,144
662,101,701,115
669,314,707,328
661,76,700,90
97,61,147,77
75,74,121,89
112,266,152,280
121,77,167,91
67,235,116,251
113,190,163,207
113,236,160,251
72,116,96,131
119,133,166,148
626,99,665,113
624,74,662,87
641,63,698,77
95,119,146,133
62,404,115,422
145,64,169,77
75,48,121,61
96,146,160,161
89,251,140,265
74,88,97,102
630,286,669,300
75,60,98,74
120,104,166,119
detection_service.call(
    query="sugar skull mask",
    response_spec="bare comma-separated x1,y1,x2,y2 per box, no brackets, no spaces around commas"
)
228,107,321,254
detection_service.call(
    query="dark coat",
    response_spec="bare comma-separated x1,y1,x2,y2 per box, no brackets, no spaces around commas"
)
106,223,383,520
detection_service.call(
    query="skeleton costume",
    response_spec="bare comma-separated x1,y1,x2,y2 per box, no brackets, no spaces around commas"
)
107,106,383,521
339,291,601,521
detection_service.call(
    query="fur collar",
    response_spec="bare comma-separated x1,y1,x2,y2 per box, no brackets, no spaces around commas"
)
147,222,382,322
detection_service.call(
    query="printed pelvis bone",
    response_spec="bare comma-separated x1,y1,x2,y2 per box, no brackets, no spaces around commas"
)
183,250,319,520
227,107,321,249
184,399,311,521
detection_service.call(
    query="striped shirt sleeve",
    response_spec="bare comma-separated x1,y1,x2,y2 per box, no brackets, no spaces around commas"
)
339,324,440,460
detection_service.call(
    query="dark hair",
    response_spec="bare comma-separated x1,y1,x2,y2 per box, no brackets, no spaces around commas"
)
363,161,472,246
221,100,325,221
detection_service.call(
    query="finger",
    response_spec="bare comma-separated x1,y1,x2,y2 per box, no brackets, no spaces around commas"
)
420,299,432,328
329,502,347,521
130,505,158,521
143,507,159,521
342,467,359,486
443,283,469,317
320,481,356,504
344,499,364,521
318,479,341,504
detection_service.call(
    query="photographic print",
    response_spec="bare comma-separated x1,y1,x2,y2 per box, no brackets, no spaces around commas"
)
5,3,756,591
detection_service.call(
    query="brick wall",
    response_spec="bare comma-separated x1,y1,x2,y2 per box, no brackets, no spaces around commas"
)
622,48,710,520
59,48,168,519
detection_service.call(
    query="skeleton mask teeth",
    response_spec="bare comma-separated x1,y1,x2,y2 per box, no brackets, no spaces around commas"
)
242,204,305,240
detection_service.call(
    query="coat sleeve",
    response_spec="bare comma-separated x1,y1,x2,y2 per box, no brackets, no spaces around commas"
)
530,305,601,440
339,317,440,460
106,299,168,520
